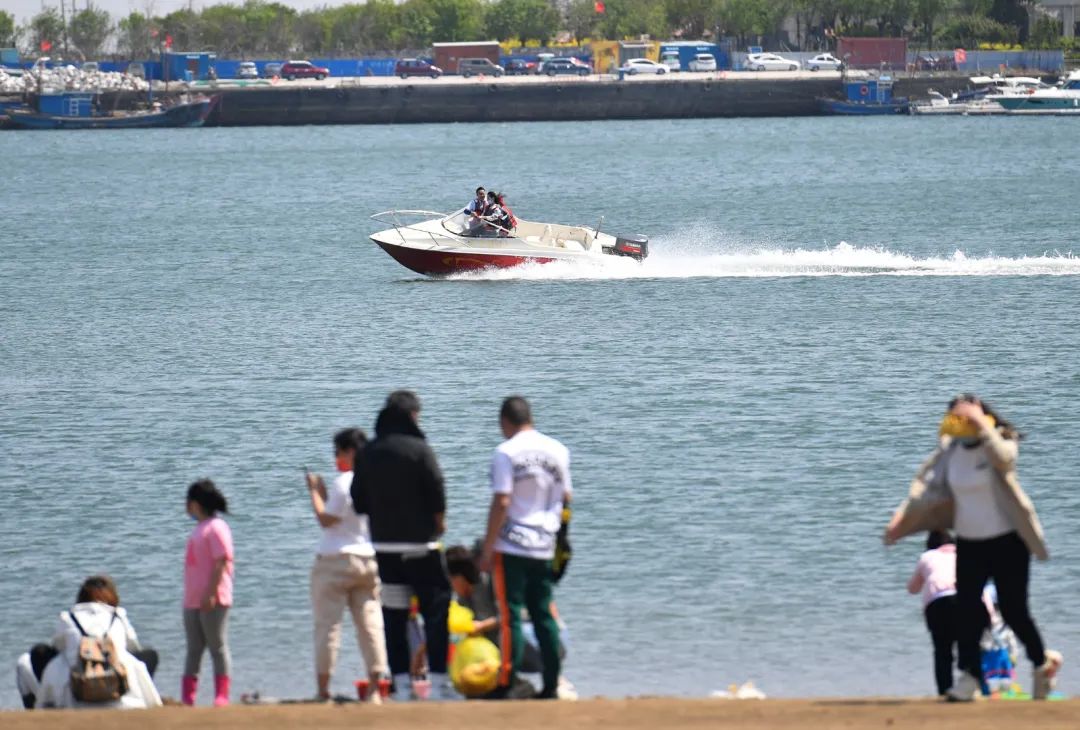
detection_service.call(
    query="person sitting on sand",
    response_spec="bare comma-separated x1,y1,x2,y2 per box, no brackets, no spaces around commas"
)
15,575,162,709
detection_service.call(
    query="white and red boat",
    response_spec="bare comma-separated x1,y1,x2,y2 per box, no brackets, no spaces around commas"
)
369,210,648,276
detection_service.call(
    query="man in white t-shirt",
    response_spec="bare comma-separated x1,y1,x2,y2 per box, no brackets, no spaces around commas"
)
480,396,571,700
306,427,389,702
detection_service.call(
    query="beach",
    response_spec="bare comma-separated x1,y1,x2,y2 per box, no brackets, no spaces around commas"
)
4,698,1080,730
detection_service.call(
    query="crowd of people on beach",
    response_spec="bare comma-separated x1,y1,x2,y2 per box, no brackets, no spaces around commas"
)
15,391,572,709
13,390,1064,710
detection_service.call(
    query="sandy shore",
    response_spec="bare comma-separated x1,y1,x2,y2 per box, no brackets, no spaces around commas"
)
3,698,1078,730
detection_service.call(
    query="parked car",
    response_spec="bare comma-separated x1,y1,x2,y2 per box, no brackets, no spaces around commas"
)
458,58,504,77
620,58,668,75
687,53,717,72
503,59,536,75
237,61,258,79
806,53,842,71
543,57,591,76
396,58,442,78
660,51,681,71
535,52,555,73
263,62,282,78
745,53,800,71
280,60,329,81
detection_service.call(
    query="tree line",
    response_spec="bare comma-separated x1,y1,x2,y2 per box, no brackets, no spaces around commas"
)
0,0,1071,63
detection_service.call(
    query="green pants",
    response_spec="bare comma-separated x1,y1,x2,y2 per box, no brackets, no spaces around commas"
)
495,552,561,695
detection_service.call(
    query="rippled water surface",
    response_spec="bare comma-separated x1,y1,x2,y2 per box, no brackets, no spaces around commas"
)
2,117,1079,706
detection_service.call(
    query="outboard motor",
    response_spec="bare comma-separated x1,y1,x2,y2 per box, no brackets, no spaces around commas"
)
611,234,649,261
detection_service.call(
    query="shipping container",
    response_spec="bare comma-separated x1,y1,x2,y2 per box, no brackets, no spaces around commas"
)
432,42,501,74
1,48,19,66
836,37,907,70
658,41,727,71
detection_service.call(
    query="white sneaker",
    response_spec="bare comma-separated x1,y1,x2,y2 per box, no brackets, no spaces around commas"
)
1034,650,1064,700
427,672,458,701
946,672,981,702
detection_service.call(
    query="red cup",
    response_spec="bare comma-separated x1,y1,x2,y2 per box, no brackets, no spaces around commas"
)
354,679,370,701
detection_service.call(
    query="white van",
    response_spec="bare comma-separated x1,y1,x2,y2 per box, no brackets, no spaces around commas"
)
688,53,717,72
661,51,680,71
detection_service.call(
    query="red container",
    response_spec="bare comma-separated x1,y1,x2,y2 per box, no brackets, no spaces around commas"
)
837,37,908,70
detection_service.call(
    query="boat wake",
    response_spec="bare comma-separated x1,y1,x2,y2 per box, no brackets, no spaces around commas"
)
444,240,1080,282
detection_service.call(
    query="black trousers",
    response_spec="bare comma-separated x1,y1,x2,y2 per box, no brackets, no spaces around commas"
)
956,531,1045,676
376,549,451,676
924,595,957,695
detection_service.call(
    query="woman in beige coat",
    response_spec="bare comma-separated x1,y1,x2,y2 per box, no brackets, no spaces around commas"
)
885,394,1061,701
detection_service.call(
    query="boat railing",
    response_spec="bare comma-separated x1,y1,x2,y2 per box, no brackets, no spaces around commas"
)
370,209,462,249
371,209,516,247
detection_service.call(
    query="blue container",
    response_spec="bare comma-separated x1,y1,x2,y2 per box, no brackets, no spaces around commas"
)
38,92,95,117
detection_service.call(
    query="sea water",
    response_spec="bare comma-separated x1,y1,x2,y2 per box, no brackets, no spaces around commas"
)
2,117,1079,706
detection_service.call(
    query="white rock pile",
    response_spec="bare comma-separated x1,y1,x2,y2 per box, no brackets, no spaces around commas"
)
0,65,152,94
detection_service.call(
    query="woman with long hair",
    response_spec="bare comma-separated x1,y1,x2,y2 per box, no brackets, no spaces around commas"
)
886,394,1061,701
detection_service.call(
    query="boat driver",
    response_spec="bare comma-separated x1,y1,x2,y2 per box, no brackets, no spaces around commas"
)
463,187,490,236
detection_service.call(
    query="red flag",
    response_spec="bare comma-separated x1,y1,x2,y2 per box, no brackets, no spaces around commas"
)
165,34,173,49
954,48,967,63
40,40,52,51
594,1,605,12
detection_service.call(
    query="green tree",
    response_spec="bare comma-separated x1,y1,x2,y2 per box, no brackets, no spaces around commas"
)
0,10,16,47
596,0,669,39
399,0,437,47
296,9,332,55
160,9,202,53
1026,15,1060,48
912,0,952,47
939,12,1018,45
30,8,65,54
665,0,713,37
426,0,487,43
200,5,247,57
565,0,601,41
239,1,298,55
68,5,112,59
117,11,156,58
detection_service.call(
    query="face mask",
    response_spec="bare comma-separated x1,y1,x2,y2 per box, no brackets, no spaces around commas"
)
335,454,351,473
939,413,996,439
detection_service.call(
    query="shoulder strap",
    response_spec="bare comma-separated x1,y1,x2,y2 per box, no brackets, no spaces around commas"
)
68,610,89,638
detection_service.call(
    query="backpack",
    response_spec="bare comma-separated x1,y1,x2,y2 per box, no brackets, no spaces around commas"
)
68,609,129,703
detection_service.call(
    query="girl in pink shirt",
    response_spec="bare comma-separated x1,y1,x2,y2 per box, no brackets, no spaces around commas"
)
182,479,234,707
908,531,958,697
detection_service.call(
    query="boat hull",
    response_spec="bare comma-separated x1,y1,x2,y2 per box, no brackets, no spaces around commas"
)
4,98,214,129
819,98,909,115
994,95,1080,114
375,240,556,276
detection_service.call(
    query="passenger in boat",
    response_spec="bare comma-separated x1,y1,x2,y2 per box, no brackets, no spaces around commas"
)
494,192,517,236
463,187,490,236
482,191,508,236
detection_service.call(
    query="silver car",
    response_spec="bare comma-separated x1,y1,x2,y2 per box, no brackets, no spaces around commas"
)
745,53,800,71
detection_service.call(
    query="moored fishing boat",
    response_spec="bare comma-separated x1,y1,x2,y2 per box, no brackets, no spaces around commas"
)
3,90,218,129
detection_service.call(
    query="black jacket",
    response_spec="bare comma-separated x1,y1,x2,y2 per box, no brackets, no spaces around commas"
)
351,405,446,545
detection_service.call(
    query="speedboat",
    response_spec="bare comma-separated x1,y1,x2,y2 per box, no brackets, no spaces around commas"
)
369,210,648,276
994,70,1080,114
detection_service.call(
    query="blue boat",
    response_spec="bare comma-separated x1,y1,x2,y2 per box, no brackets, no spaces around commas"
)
819,76,909,115
3,91,217,129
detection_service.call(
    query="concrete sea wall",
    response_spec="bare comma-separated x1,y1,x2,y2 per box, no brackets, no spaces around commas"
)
98,75,980,126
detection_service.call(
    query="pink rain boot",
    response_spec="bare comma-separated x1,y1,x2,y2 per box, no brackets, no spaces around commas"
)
213,675,231,707
181,675,198,706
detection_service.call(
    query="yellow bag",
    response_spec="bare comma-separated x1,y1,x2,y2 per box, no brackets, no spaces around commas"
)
448,601,476,636
449,636,501,698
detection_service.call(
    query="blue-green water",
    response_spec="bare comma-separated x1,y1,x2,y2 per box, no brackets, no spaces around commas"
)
2,118,1080,707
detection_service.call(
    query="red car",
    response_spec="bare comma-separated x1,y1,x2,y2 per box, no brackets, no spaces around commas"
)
396,58,443,79
280,60,329,81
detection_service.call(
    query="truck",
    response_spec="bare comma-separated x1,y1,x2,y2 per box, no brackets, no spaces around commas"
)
658,42,725,71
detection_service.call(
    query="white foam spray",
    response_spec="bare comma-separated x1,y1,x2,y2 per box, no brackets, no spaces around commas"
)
445,233,1080,282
